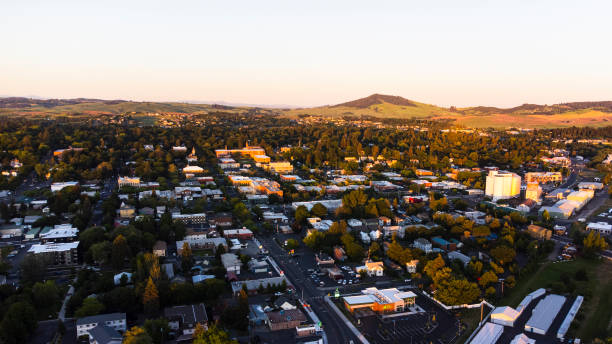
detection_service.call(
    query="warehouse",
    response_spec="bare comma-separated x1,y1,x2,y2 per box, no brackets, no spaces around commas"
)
490,306,520,327
524,294,566,335
469,322,504,344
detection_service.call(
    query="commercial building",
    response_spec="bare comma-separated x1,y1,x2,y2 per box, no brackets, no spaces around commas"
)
485,170,521,201
266,309,307,331
39,224,78,243
215,144,266,159
28,242,79,265
221,253,241,275
172,213,207,224
469,322,504,344
223,228,254,240
587,222,612,235
577,181,604,190
51,181,79,192
117,176,141,188
524,172,562,184
230,276,290,295
491,306,520,327
524,182,542,203
524,294,567,335
291,199,343,212
343,287,417,314
182,165,204,175
265,161,294,174
539,199,581,219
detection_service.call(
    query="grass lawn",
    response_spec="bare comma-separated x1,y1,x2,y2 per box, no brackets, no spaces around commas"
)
456,307,490,344
499,257,612,341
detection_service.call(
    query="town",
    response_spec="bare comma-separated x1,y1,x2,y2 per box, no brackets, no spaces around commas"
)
0,113,609,344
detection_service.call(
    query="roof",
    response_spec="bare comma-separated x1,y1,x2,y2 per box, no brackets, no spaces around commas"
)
28,241,79,254
76,313,126,326
164,303,208,326
343,295,375,305
469,322,504,344
510,334,536,344
88,325,122,344
266,309,306,324
525,294,566,333
491,306,520,321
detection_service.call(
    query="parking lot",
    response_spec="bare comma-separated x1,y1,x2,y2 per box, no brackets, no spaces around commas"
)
338,290,463,344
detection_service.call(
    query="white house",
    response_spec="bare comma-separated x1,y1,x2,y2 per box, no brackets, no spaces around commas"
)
356,260,384,277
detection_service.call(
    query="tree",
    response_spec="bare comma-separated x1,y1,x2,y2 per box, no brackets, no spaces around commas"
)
75,297,105,318
32,280,60,308
311,203,328,217
303,230,325,250
89,241,111,265
20,254,49,285
583,231,608,256
143,277,160,315
294,205,309,224
124,326,153,344
193,323,238,344
423,254,446,280
285,239,299,250
181,241,194,272
144,318,170,344
479,270,498,288
111,234,130,270
490,245,516,265
0,301,37,344
435,279,480,305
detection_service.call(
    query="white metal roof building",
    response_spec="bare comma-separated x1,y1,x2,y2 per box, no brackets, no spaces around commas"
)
469,322,504,344
490,306,520,327
557,296,583,340
524,294,566,335
510,333,536,344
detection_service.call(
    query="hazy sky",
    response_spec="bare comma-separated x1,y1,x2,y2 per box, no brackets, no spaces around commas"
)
1,0,611,107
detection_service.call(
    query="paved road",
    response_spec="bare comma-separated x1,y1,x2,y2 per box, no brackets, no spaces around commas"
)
258,235,359,344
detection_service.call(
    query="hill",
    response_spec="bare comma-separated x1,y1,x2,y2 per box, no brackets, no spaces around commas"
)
283,94,612,128
1,95,612,128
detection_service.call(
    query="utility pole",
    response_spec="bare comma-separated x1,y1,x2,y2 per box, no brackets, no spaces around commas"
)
480,299,484,323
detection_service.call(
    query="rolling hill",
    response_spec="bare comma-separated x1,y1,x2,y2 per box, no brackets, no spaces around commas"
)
1,95,612,128
283,94,612,128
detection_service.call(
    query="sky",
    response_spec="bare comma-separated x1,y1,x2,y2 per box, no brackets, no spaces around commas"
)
1,0,611,108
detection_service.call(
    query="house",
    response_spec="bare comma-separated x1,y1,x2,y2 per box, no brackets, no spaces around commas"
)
356,260,384,277
76,313,127,340
266,309,307,331
164,304,208,338
86,323,123,344
431,237,456,251
152,241,167,257
413,238,432,253
118,202,135,218
527,224,552,240
221,253,241,275
406,259,419,273
383,225,404,239
209,213,233,228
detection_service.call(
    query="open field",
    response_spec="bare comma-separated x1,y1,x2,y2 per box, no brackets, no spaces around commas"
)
499,258,612,341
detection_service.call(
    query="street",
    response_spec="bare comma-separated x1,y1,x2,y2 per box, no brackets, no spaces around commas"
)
258,235,359,344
